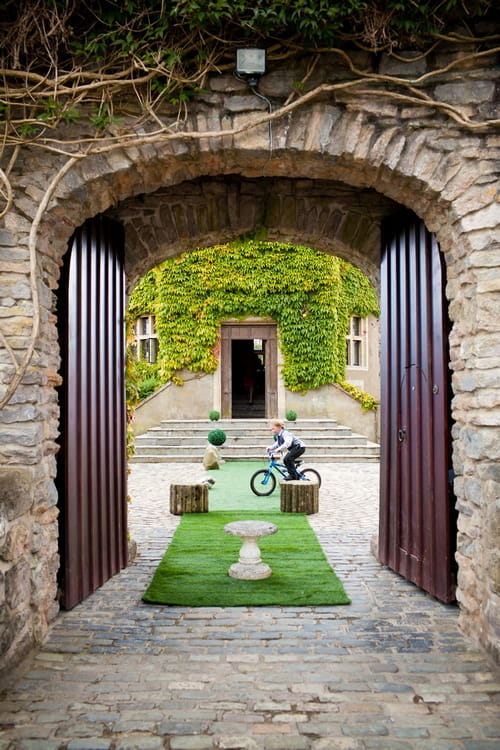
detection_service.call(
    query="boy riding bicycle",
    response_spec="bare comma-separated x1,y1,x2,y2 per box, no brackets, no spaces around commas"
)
266,418,305,480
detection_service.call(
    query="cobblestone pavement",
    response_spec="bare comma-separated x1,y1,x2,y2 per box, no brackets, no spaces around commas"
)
1,462,499,750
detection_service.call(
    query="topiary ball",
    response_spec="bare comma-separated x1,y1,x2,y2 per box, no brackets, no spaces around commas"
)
209,410,220,421
207,428,226,446
286,409,297,421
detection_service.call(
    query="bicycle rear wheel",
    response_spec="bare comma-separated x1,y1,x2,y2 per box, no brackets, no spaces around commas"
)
250,469,277,496
301,468,322,487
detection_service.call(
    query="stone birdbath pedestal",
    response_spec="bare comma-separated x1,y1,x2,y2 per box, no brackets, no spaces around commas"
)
224,520,278,580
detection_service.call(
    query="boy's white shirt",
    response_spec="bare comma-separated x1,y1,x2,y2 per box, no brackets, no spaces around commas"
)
267,428,294,454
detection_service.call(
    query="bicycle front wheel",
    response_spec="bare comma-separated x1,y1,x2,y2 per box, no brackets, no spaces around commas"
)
250,469,277,496
301,468,322,487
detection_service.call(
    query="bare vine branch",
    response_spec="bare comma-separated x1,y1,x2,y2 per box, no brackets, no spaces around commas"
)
0,0,498,406
0,155,79,410
0,168,13,219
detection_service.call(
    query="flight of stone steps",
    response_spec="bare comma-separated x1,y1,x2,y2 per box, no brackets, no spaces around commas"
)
130,418,379,463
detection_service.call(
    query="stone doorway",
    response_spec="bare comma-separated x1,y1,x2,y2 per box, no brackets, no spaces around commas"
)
220,322,278,418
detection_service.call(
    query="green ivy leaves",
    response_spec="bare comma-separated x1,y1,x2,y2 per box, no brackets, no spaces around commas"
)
127,240,379,395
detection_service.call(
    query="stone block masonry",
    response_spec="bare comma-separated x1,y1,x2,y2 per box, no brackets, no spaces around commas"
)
0,38,499,673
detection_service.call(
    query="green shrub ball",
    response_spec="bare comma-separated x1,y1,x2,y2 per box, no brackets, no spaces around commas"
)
208,428,226,446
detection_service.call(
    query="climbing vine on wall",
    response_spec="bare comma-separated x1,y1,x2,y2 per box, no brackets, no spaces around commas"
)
127,240,379,394
0,2,496,411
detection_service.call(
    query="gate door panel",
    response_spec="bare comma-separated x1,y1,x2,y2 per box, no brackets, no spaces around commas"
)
379,214,455,603
57,216,127,609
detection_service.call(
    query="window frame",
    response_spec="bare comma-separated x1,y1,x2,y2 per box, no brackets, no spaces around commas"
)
346,315,368,370
134,314,158,364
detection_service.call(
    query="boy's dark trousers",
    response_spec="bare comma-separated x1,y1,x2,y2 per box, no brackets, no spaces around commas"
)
284,445,305,479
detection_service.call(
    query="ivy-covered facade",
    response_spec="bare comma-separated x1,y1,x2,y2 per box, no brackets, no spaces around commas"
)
127,240,380,418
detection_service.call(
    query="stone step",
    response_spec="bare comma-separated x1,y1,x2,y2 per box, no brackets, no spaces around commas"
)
135,435,367,448
147,427,353,438
130,418,380,463
133,442,379,457
156,418,341,427
130,453,380,463
148,420,351,437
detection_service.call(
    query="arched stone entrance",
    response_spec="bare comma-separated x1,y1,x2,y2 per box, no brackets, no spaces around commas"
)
1,76,498,670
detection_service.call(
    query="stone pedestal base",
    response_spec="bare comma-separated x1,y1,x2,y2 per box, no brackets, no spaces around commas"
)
224,520,278,580
228,560,272,580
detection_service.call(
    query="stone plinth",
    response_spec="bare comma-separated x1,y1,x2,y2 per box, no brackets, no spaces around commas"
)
224,520,278,580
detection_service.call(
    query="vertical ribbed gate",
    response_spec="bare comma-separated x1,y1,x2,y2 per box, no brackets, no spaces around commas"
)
58,216,127,609
379,213,455,603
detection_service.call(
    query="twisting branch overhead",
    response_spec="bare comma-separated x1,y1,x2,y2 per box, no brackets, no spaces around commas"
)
0,0,498,408
0,1,497,149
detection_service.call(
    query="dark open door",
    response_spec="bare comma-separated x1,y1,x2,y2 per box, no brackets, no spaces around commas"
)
231,339,266,418
57,216,128,609
379,213,456,603
221,323,277,418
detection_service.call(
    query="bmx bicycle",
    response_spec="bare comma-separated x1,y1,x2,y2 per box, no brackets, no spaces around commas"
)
250,454,322,497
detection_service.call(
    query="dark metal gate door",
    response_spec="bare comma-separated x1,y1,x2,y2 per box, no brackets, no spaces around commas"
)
379,213,455,603
57,216,128,609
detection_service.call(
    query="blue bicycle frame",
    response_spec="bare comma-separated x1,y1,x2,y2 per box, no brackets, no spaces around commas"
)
262,456,305,484
250,455,321,496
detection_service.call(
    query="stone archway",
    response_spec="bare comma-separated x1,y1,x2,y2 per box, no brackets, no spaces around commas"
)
1,79,498,671
107,176,394,291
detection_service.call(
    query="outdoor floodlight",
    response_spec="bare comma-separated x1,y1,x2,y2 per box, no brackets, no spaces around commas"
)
236,48,266,87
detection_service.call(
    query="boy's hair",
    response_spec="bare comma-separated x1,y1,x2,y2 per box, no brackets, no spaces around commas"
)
270,418,285,429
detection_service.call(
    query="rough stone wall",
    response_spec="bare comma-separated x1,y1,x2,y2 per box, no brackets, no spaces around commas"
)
0,44,499,672
112,177,394,291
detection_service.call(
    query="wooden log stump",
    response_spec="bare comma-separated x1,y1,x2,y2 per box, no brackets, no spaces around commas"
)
280,480,319,514
170,484,208,515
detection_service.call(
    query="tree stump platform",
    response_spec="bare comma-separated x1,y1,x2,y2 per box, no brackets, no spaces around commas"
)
169,483,208,515
280,480,319,514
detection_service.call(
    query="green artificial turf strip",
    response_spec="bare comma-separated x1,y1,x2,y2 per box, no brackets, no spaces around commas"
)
207,460,281,510
143,511,351,606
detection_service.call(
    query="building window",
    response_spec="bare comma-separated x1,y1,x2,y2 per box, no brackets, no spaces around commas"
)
134,315,158,363
346,316,367,368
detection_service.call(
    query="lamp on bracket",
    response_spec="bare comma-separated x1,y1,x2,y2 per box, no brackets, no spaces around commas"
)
236,48,266,88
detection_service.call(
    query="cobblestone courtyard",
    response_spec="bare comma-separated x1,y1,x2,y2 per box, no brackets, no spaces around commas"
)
0,462,499,749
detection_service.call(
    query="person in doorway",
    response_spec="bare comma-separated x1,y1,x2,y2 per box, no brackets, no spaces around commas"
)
242,352,256,405
266,418,305,480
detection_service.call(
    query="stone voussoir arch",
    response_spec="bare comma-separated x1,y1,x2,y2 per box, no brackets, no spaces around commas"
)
41,102,486,279
2,88,498,672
